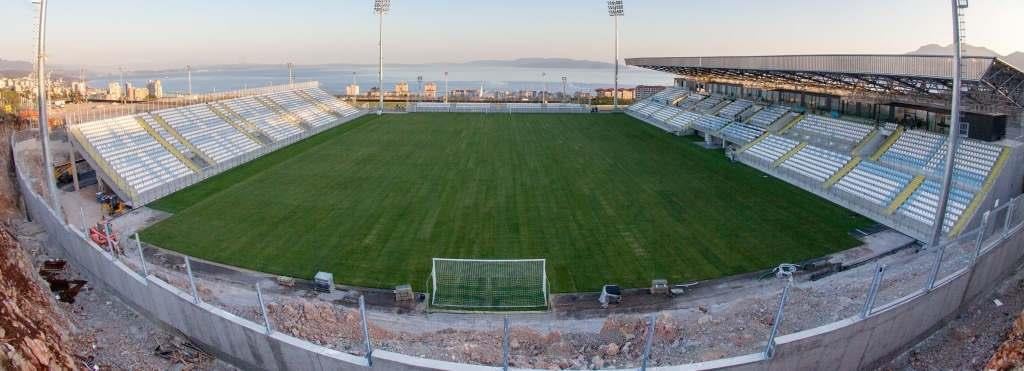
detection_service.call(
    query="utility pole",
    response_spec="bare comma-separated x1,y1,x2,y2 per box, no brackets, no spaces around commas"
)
34,0,61,214
929,0,970,246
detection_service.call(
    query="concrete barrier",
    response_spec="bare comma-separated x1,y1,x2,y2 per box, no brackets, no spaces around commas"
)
13,130,1024,371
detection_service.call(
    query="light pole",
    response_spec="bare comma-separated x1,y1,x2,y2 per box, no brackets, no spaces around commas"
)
607,0,623,110
186,65,193,97
287,62,295,86
417,75,423,104
929,0,969,246
375,0,390,115
443,71,449,103
562,76,568,103
33,0,61,214
541,72,547,104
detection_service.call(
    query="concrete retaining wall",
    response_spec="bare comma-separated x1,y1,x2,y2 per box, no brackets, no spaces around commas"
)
13,130,1024,371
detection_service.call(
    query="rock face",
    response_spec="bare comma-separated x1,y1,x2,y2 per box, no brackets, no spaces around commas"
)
0,225,79,370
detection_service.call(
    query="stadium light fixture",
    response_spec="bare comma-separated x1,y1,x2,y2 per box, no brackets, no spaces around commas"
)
607,0,624,110
32,0,62,214
374,0,391,115
928,0,968,247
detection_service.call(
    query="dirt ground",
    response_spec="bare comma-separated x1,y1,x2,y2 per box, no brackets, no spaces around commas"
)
883,262,1024,371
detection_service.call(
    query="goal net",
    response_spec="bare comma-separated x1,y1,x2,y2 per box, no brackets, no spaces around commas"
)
430,258,548,309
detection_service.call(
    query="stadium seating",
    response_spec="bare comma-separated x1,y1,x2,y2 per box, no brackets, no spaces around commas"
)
780,145,852,182
303,88,362,117
222,97,303,141
668,111,701,130
693,114,732,133
266,91,336,127
677,94,706,109
792,115,874,145
719,122,764,145
833,161,913,208
879,129,1002,189
745,135,800,163
749,106,789,128
647,87,686,105
717,99,753,119
897,179,974,232
651,106,683,123
155,105,262,164
73,116,193,194
137,113,191,157
695,96,724,112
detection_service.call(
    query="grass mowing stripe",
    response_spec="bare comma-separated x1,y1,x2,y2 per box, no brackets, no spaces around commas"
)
142,113,872,293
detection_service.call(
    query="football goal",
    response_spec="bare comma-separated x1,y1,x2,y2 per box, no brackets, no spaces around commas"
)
430,258,549,310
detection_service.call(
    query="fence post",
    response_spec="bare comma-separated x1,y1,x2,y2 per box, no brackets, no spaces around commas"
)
255,282,273,334
184,256,200,303
971,211,991,265
925,240,947,291
764,283,791,359
104,222,116,260
502,316,510,371
359,295,373,366
641,314,657,370
1004,202,1015,240
861,264,886,318
134,233,149,278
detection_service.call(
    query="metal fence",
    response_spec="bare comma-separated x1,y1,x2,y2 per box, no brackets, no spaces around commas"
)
12,129,1024,370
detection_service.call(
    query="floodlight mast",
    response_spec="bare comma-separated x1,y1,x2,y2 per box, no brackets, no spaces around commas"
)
186,65,193,97
929,0,969,246
375,0,390,115
34,0,61,214
607,0,623,110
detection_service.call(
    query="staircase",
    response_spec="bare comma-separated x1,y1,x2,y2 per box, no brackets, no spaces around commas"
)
255,96,311,131
871,126,904,161
294,90,340,118
886,175,925,214
208,103,271,145
134,117,200,173
773,142,807,168
824,157,862,188
150,113,217,166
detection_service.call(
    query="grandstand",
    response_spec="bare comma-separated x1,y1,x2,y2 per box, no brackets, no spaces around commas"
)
625,54,1023,241
69,83,364,205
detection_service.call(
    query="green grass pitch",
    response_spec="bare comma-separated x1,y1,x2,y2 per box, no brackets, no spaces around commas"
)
142,113,872,293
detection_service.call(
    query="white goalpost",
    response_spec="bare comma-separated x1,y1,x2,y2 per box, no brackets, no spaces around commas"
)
430,258,548,309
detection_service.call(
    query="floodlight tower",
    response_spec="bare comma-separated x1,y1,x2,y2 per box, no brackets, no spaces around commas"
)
929,0,970,246
186,65,193,97
607,0,624,110
562,76,568,103
374,0,391,115
32,0,61,213
287,62,295,86
417,75,423,103
443,71,449,103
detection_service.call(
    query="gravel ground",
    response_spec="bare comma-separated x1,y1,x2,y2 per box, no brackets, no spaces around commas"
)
883,260,1024,370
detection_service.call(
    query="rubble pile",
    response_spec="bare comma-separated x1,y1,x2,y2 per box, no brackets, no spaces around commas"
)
986,309,1024,370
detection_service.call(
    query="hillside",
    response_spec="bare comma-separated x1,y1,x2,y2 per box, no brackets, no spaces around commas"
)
908,44,1023,70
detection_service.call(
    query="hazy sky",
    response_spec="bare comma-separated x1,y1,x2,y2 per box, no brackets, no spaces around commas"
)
3,0,1021,69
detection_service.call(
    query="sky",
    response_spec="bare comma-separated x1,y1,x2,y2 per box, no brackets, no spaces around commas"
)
2,0,1022,70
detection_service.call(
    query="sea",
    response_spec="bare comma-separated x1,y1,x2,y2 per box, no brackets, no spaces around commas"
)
87,64,673,96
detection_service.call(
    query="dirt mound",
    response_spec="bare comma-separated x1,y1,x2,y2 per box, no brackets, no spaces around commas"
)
0,224,79,370
986,309,1024,370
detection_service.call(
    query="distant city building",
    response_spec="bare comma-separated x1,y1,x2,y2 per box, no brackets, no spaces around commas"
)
71,81,87,96
107,81,122,100
147,80,164,99
346,83,360,96
595,88,635,101
395,81,410,97
449,89,479,99
635,85,666,100
423,82,438,98
126,85,149,101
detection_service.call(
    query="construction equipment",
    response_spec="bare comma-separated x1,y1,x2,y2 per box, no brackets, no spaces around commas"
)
95,192,127,216
88,219,120,253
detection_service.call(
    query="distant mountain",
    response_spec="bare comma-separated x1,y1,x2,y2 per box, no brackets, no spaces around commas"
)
908,44,1024,70
908,43,1002,57
0,58,32,72
461,58,615,69
1005,52,1024,71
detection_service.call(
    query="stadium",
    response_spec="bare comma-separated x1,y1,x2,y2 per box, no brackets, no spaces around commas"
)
8,0,1024,370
